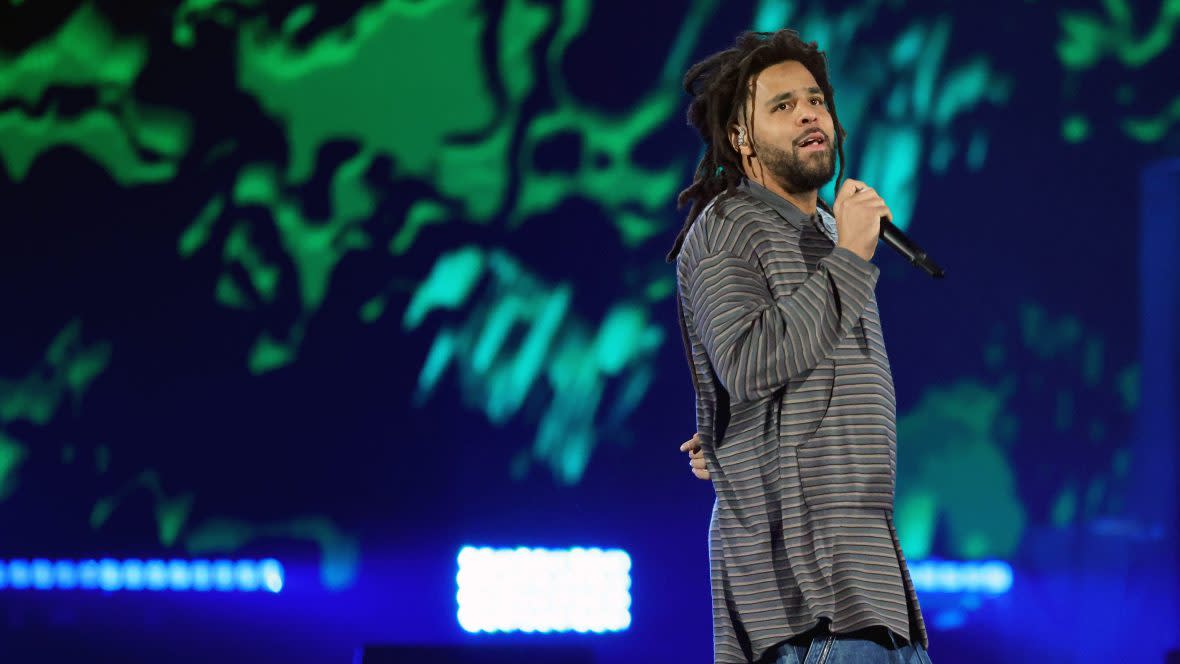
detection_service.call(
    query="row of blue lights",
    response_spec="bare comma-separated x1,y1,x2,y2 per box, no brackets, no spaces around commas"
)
1,553,1001,608
908,560,1013,594
0,558,284,593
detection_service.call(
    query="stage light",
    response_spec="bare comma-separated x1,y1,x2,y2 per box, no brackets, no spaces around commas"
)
78,559,100,589
168,559,192,590
260,558,284,593
99,558,122,591
124,559,145,590
235,559,259,591
456,546,632,634
32,559,53,589
9,560,30,589
0,559,285,592
212,560,235,591
191,559,212,591
54,561,77,589
145,559,168,590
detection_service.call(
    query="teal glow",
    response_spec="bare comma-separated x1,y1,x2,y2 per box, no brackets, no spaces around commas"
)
406,246,663,484
403,246,487,330
754,0,795,32
416,331,457,398
966,131,988,171
929,136,955,174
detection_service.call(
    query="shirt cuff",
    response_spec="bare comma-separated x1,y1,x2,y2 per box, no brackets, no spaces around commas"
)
825,246,881,285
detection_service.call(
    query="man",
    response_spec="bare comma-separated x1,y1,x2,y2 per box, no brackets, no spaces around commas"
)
668,30,931,663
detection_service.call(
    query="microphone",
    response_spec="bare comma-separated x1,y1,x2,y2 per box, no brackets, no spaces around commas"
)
880,218,945,279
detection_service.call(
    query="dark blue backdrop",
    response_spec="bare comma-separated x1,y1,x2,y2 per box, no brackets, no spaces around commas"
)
0,0,1177,662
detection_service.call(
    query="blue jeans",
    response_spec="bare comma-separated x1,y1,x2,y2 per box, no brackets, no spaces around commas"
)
772,630,932,664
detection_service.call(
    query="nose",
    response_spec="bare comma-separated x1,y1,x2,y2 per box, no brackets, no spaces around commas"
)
797,106,818,125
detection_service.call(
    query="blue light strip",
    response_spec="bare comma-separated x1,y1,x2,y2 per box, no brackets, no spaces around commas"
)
0,558,285,592
908,560,1012,594
456,546,632,634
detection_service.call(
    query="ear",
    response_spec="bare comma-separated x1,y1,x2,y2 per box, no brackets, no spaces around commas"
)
729,125,754,158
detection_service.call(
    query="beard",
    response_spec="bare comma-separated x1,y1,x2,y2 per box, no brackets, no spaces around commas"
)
754,137,836,194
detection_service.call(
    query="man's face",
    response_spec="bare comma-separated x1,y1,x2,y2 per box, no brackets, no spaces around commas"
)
745,60,837,194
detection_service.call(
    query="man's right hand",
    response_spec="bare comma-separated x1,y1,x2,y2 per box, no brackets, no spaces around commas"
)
832,178,893,263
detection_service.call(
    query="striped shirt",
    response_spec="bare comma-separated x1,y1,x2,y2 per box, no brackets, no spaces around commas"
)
675,179,927,663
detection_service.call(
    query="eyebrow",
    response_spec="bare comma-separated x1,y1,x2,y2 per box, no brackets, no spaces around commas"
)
765,86,824,108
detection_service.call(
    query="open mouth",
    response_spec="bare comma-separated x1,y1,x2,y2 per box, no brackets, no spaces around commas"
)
797,133,827,152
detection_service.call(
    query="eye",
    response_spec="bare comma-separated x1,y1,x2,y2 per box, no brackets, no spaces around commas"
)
810,97,823,105
776,102,790,111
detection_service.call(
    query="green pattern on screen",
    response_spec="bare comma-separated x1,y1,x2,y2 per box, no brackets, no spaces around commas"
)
0,321,110,502
0,3,192,183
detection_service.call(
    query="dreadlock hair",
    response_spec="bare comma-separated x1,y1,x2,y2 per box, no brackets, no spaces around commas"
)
665,30,847,262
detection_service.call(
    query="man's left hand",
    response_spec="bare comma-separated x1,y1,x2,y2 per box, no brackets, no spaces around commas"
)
679,433,710,480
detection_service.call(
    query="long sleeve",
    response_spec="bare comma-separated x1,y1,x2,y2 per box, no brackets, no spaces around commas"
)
685,245,879,403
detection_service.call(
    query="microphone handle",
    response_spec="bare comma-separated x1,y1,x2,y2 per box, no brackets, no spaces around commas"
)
880,218,945,279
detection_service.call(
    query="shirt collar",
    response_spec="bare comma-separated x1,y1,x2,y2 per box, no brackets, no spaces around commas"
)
737,178,818,232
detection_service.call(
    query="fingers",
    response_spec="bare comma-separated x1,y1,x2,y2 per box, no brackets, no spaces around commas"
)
856,195,891,223
833,179,859,211
680,433,710,480
837,178,865,198
834,179,880,218
862,199,891,223
689,448,708,481
839,178,890,202
844,185,892,223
